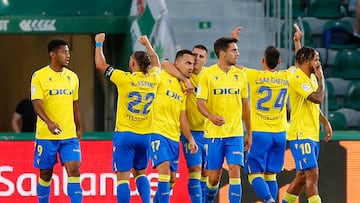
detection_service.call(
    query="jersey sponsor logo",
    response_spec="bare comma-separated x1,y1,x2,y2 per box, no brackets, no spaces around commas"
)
213,88,240,95
165,90,183,102
49,89,73,96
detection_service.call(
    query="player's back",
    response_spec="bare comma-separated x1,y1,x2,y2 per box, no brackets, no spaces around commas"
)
243,68,290,132
110,69,160,134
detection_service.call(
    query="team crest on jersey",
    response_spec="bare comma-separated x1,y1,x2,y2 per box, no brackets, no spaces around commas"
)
48,77,52,81
233,75,238,81
214,76,218,80
168,79,172,83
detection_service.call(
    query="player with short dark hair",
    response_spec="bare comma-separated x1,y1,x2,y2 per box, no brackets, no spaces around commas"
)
282,44,332,203
197,36,251,203
150,49,198,203
31,39,83,203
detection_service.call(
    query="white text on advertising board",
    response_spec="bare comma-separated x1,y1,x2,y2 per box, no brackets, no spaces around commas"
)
19,19,56,32
0,20,9,31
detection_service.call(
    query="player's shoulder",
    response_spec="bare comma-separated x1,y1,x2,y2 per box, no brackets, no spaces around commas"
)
201,64,216,73
31,65,50,78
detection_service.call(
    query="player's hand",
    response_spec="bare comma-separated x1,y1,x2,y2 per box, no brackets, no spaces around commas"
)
313,64,324,80
230,26,243,40
324,121,333,142
293,23,302,42
182,78,194,95
210,115,225,126
138,35,150,46
95,33,105,43
76,129,83,140
46,121,62,135
244,133,252,151
189,141,198,154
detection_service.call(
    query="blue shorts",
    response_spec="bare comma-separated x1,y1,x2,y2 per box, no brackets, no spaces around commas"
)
112,131,151,172
181,131,207,168
204,137,244,170
289,139,320,171
245,131,286,174
34,138,81,170
150,133,179,172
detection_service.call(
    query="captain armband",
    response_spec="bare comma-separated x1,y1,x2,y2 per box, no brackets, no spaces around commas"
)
104,66,114,78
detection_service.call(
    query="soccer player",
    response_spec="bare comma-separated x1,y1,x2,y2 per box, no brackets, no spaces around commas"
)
282,46,333,203
230,26,293,203
242,46,289,203
197,37,252,203
94,33,160,203
31,39,83,203
162,44,209,203
150,49,198,203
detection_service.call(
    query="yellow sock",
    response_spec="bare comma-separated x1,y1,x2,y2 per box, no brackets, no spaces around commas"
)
308,195,321,203
283,192,298,203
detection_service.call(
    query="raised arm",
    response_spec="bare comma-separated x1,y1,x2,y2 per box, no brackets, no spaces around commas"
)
293,23,302,53
138,35,160,68
94,33,110,75
230,26,243,40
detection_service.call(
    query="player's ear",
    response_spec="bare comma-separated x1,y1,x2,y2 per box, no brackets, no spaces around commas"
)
50,51,56,58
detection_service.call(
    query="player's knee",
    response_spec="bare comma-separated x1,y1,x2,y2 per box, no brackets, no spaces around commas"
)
228,164,241,177
188,165,201,173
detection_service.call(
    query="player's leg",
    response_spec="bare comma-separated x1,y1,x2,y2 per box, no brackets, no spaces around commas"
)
150,134,177,203
282,139,314,203
266,131,286,201
245,132,273,202
61,138,82,203
154,161,171,203
225,137,244,203
181,132,203,203
303,141,321,203
203,138,224,203
282,171,305,203
34,139,59,203
133,133,152,203
111,132,136,203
